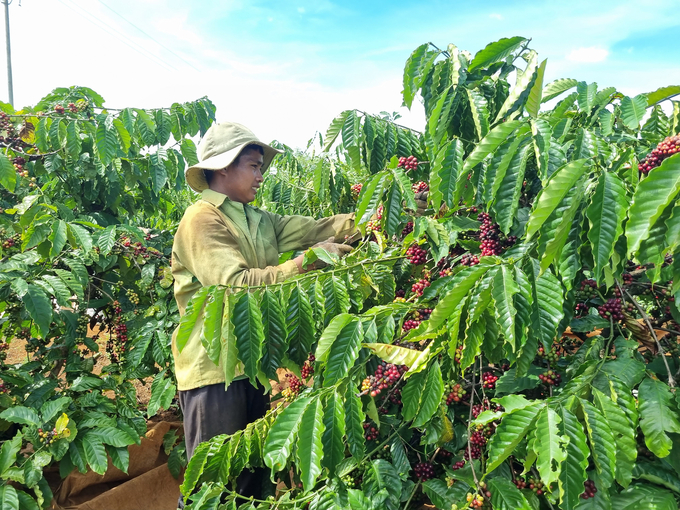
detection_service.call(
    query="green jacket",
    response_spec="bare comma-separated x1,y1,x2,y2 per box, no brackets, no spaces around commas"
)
171,189,355,391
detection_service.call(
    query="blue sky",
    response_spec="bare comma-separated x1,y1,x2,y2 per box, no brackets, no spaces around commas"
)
6,0,680,148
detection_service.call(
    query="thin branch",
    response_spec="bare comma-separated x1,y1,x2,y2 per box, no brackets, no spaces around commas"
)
466,361,481,488
620,283,676,387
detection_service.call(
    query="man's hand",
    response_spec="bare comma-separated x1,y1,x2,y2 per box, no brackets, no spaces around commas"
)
414,191,428,217
294,237,353,273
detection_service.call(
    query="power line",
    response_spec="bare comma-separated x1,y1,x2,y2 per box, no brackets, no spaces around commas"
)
55,0,179,73
97,0,201,72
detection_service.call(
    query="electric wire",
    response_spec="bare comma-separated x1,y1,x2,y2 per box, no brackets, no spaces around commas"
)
55,0,179,73
97,0,201,72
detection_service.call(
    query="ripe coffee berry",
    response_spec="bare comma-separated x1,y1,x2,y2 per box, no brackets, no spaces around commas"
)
478,212,504,256
639,135,680,174
361,362,408,397
54,104,65,114
350,183,362,199
412,181,429,193
444,382,466,404
463,445,481,460
482,372,498,389
581,480,597,499
285,373,304,394
411,278,431,296
401,221,414,237
402,319,421,331
398,155,419,171
414,462,435,481
301,353,315,379
406,244,427,265
363,422,379,441
452,460,466,470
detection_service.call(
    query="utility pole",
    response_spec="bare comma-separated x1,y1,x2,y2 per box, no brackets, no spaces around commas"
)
2,0,12,107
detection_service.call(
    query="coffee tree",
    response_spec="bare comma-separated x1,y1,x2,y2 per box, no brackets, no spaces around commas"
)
0,86,215,508
178,37,680,510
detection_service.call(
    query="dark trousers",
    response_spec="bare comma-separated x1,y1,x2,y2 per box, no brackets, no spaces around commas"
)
178,379,270,507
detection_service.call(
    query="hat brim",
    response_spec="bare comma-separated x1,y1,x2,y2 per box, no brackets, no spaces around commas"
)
185,141,283,193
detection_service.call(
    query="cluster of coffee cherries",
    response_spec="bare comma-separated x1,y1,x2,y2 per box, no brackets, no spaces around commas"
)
118,236,160,260
363,421,379,441
0,382,7,394
575,279,598,301
0,341,8,362
539,369,562,386
350,183,363,199
452,460,466,470
0,112,15,137
406,244,427,265
514,477,545,495
12,155,29,179
54,104,66,114
464,444,482,460
470,429,488,448
574,302,589,316
537,345,561,366
414,461,436,481
444,382,466,404
411,278,431,297
280,373,304,402
581,480,597,499
402,318,420,331
2,234,18,250
466,493,486,509
460,253,480,266
478,213,503,256
598,298,624,321
639,135,680,174
105,301,127,363
482,372,498,389
301,353,315,379
398,155,419,171
126,289,140,306
361,362,408,397
67,102,79,113
38,427,62,445
401,221,413,238
411,181,429,193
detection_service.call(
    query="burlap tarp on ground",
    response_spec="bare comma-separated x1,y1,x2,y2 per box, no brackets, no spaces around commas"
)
49,421,184,510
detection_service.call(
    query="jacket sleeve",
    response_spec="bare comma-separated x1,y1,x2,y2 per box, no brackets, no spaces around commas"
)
268,212,356,253
173,205,299,287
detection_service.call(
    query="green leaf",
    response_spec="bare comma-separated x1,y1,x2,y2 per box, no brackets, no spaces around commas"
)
82,433,108,475
626,153,680,258
179,138,199,166
486,402,544,472
558,405,589,509
363,343,422,367
323,111,350,152
0,485,18,510
22,285,52,338
488,477,533,510
542,78,578,103
577,82,598,113
647,85,680,106
356,171,389,224
362,459,402,510
534,407,567,487
316,313,353,364
199,287,224,366
429,138,465,211
323,275,350,327
95,114,117,165
344,386,365,459
232,291,264,386
494,49,539,122
581,399,616,489
67,223,93,253
484,134,524,204
593,388,637,487
90,427,136,448
0,154,16,192
468,36,527,72
0,406,39,427
48,220,68,259
586,172,629,283
135,109,157,146
324,319,363,386
112,118,131,153
428,263,492,333
220,293,240,387
638,377,680,458
296,397,325,491
286,282,315,366
176,285,211,353
321,391,346,477
620,94,649,129
525,59,548,118
492,265,519,351
0,432,22,476
493,141,530,234
611,483,677,510
403,43,430,109
463,120,525,173
468,89,490,139
106,445,129,474
383,181,403,236
412,360,444,428
401,370,427,422
97,225,116,256
180,441,210,496
259,288,288,380
526,159,589,239
263,396,312,472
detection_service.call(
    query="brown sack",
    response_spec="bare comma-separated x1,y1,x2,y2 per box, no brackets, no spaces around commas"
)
50,421,184,510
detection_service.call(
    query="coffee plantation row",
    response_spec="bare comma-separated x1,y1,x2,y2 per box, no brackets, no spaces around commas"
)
0,36,680,510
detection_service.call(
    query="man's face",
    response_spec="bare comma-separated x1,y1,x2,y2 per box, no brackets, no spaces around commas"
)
223,149,264,203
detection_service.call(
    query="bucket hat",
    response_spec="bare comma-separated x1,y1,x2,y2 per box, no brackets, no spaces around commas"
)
185,122,283,192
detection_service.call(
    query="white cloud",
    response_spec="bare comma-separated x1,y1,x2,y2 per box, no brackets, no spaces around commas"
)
566,47,609,63
297,7,306,14
489,13,502,20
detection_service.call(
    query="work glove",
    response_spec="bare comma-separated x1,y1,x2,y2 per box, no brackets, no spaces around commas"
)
414,191,428,217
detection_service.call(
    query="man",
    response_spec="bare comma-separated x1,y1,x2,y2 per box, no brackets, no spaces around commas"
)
171,122,356,502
